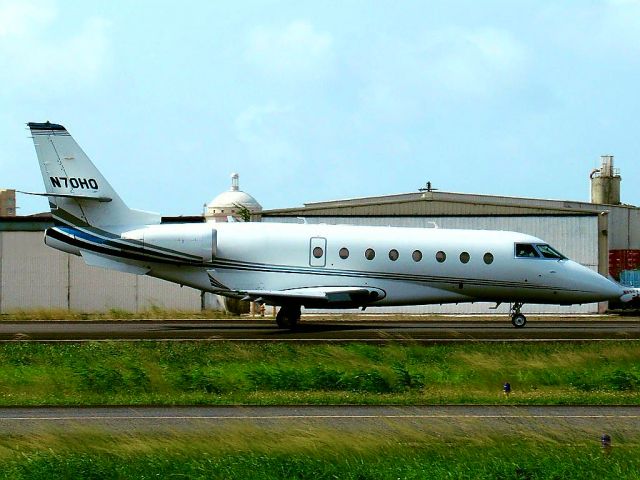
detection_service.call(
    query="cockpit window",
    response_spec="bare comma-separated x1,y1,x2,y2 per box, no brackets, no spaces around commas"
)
536,244,566,260
515,243,540,258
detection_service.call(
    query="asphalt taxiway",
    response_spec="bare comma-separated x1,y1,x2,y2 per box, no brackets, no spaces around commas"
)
0,318,638,342
0,406,638,438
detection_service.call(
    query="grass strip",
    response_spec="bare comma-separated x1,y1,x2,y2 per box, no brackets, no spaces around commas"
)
0,307,235,321
0,341,639,405
0,426,637,479
1,450,637,480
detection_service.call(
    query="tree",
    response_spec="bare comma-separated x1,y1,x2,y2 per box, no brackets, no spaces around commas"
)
233,203,252,222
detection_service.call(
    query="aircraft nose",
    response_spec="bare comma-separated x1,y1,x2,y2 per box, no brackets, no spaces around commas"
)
566,261,623,301
581,264,623,300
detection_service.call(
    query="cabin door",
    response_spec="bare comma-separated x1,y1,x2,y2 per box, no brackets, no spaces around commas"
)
309,237,327,267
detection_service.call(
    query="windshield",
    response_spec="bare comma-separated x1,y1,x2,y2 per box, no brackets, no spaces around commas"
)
515,243,539,258
536,244,566,260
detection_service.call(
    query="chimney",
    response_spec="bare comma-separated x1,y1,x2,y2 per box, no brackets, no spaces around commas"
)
590,155,621,205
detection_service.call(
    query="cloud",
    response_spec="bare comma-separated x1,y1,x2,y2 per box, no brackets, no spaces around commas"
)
234,102,293,144
233,102,302,178
427,27,527,96
0,0,54,37
539,1,640,58
0,0,110,94
600,0,640,52
357,27,527,119
245,20,333,78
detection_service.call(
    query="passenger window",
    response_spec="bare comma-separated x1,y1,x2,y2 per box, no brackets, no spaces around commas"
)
536,244,566,260
388,249,399,261
436,251,446,263
313,247,323,258
483,252,494,264
339,247,349,259
365,248,375,260
412,250,422,262
515,244,539,258
460,252,470,264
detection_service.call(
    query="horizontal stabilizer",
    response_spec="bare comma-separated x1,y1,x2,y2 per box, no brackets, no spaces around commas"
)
17,190,112,202
80,250,150,275
28,122,67,131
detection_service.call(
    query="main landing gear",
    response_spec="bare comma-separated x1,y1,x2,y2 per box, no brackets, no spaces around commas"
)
276,305,301,329
510,302,527,328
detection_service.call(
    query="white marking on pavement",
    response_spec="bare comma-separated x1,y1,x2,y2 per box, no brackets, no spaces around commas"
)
0,414,639,421
0,338,639,343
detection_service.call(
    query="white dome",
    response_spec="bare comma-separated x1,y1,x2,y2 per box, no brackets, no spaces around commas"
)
207,190,262,211
205,173,262,220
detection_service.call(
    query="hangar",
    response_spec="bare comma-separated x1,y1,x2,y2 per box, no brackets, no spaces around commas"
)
260,156,640,314
0,156,638,315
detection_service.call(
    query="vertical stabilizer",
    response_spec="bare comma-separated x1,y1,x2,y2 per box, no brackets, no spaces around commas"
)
28,122,160,228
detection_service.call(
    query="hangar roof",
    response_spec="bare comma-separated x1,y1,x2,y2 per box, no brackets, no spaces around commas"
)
263,190,638,217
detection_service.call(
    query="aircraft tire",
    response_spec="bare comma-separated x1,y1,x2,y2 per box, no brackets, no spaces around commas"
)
276,306,301,329
511,314,527,328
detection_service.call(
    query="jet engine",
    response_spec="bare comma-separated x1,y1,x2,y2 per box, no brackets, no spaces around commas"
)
122,224,216,262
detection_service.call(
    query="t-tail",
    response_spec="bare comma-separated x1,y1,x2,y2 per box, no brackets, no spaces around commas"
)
27,122,160,228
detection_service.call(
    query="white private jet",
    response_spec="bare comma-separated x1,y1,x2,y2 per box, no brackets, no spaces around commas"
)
25,122,639,328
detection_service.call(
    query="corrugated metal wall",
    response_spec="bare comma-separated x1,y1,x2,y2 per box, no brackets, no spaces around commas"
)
0,232,202,313
608,207,640,250
263,215,600,314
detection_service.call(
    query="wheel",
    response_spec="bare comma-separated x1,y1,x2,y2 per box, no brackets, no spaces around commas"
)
511,313,527,328
276,306,301,329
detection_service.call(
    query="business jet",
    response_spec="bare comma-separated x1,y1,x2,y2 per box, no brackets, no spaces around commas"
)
25,122,638,328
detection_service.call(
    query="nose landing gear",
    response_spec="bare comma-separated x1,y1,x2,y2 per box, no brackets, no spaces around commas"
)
510,302,526,328
276,305,301,329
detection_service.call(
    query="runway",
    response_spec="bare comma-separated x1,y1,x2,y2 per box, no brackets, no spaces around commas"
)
0,318,638,342
0,406,638,438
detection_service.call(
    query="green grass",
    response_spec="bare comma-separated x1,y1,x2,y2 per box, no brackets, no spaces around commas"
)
0,341,639,405
0,425,637,479
0,307,237,321
1,446,638,479
0,342,638,477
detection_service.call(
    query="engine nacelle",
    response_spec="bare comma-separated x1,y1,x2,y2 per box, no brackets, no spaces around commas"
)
122,224,217,262
44,228,82,256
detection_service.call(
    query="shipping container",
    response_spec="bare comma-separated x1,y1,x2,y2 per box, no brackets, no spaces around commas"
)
609,249,640,279
620,270,640,288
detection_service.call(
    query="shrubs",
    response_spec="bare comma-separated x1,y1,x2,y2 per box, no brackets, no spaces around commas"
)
568,368,639,392
605,369,639,391
194,364,419,393
0,342,639,405
76,365,151,394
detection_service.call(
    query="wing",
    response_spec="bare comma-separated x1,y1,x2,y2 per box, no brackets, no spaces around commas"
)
238,286,386,308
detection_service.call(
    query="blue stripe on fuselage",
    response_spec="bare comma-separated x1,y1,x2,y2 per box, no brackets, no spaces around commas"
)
58,227,107,244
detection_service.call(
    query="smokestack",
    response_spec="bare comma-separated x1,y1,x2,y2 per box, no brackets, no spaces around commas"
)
590,155,621,205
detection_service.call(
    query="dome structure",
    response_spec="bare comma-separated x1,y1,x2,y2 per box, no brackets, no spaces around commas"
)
204,173,262,222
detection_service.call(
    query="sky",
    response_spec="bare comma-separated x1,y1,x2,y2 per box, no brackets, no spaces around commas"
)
2,0,640,216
